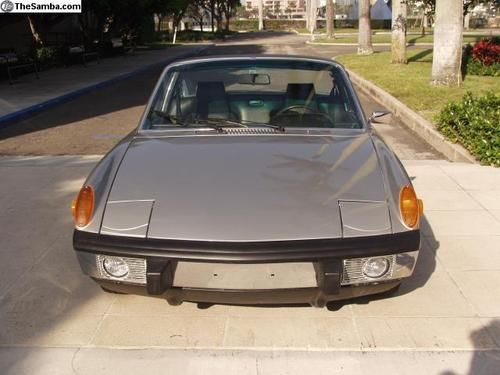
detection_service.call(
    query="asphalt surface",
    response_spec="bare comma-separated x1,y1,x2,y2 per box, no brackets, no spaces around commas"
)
0,32,441,159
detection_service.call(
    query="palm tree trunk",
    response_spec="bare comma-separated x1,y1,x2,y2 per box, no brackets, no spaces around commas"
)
431,0,463,86
357,0,373,55
391,0,407,64
27,16,44,46
420,13,426,37
308,0,317,34
258,0,264,31
211,4,215,32
305,0,310,30
326,0,334,39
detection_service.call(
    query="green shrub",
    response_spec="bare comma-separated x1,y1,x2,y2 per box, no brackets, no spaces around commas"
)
463,38,500,77
230,19,392,31
35,46,57,66
466,58,500,76
231,20,259,31
436,91,500,166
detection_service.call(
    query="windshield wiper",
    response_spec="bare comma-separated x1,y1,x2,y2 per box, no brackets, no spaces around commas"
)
209,118,286,133
151,110,187,126
151,111,285,133
152,111,243,132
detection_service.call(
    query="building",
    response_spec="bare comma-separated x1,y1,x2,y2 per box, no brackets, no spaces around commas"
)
245,0,308,19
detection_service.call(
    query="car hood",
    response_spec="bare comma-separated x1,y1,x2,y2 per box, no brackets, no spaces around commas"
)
101,133,389,241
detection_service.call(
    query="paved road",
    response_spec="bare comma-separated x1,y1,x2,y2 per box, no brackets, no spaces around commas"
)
0,32,441,160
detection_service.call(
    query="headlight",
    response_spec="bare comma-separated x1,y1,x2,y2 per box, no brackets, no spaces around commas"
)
102,256,129,278
362,257,390,279
342,251,419,285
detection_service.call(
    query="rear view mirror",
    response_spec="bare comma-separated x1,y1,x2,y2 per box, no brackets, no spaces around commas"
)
238,73,271,85
369,111,392,124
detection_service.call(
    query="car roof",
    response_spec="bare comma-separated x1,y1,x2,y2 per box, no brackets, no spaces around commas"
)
166,54,346,71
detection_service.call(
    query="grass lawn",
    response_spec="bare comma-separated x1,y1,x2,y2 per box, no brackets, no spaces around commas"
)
294,28,434,34
295,28,388,34
335,49,500,122
315,34,485,44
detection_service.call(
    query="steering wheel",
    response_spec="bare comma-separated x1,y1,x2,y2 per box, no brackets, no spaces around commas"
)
271,104,334,126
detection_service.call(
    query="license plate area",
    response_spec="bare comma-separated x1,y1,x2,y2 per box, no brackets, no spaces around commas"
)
173,262,317,290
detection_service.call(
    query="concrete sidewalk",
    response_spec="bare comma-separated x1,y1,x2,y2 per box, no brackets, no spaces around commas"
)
0,45,209,123
0,156,499,374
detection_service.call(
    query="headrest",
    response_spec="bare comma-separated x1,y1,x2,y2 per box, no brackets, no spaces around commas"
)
286,83,316,100
196,81,227,99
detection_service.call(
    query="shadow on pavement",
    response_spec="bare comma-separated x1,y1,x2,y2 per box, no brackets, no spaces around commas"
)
440,319,500,375
466,320,500,375
0,43,266,149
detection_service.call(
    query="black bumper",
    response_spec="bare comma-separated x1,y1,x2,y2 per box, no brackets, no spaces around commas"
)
74,230,419,305
73,230,420,263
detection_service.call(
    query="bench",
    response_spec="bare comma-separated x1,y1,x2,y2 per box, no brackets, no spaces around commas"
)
0,51,39,85
68,46,100,66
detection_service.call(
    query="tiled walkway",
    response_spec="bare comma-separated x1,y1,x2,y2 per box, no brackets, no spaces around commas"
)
0,156,499,374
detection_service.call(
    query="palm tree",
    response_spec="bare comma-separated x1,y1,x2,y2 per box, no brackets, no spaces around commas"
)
358,0,373,55
258,0,264,30
391,0,407,63
326,0,335,39
431,0,463,86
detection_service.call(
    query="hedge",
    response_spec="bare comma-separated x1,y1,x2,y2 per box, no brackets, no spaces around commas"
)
436,91,500,166
230,19,395,31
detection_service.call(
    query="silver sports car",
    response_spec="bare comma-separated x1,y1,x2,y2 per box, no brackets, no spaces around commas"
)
72,56,423,307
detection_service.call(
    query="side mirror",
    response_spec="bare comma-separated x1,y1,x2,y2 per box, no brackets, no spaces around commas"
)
368,111,392,124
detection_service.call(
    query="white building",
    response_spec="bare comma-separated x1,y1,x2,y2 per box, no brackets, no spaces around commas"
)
245,0,309,19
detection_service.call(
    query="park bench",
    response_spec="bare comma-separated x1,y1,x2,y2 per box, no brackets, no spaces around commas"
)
68,45,100,66
0,50,39,85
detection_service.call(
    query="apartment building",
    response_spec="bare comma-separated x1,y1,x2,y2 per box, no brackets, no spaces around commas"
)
245,0,308,19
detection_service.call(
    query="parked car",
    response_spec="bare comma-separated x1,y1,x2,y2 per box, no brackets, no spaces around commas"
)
72,55,423,307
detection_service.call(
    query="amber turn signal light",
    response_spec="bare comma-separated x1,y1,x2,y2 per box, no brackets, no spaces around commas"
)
72,185,94,227
399,185,422,229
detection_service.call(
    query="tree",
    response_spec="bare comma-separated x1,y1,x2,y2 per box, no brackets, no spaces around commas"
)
26,14,69,46
326,0,334,39
358,0,373,55
391,0,407,63
258,0,264,30
151,0,173,33
204,0,217,31
306,0,317,33
463,0,481,29
236,5,250,19
431,0,463,86
162,0,189,41
220,0,240,30
186,0,208,31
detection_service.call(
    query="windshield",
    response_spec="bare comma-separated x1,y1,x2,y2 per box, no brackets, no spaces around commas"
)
143,58,365,130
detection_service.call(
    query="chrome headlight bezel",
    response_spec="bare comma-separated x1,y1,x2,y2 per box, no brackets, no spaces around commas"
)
342,251,419,286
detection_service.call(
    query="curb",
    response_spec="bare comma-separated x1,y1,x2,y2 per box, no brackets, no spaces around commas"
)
345,69,476,163
0,45,212,129
307,40,435,47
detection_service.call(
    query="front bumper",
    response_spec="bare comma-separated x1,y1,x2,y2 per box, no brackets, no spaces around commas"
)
73,230,420,306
